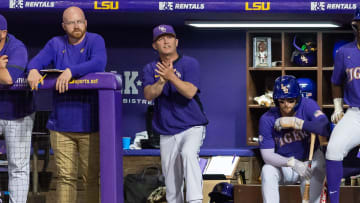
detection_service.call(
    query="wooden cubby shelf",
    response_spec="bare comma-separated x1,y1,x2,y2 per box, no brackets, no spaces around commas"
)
246,30,354,146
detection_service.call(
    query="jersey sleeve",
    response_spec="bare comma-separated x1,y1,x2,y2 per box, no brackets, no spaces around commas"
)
27,38,56,72
302,99,330,136
183,57,200,90
6,43,28,82
331,47,346,85
259,113,276,149
68,34,107,77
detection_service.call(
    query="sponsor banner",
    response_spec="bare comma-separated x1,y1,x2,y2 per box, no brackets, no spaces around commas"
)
1,0,359,13
0,72,121,90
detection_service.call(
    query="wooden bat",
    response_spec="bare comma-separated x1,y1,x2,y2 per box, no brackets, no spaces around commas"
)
302,133,316,203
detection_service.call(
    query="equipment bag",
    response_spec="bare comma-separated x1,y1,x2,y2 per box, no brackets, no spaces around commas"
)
124,165,165,203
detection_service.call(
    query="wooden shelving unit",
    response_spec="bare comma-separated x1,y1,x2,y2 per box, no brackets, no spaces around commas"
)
246,30,354,146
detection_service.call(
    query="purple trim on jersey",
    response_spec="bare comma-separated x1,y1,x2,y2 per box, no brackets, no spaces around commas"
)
259,98,325,160
27,32,107,132
331,41,360,107
142,55,208,135
0,34,34,120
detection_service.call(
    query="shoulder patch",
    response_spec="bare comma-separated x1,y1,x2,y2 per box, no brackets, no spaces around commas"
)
258,135,263,143
314,110,324,118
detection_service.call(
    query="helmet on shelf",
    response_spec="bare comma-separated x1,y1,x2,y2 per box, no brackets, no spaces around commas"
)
297,78,316,100
333,40,350,61
291,35,317,67
352,5,360,31
209,182,234,203
273,75,302,110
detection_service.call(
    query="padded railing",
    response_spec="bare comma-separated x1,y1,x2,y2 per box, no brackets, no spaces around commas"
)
0,72,123,203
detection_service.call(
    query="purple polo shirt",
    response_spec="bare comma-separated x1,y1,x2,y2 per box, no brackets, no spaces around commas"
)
0,34,34,120
142,55,208,135
27,32,107,132
331,41,360,107
259,98,325,160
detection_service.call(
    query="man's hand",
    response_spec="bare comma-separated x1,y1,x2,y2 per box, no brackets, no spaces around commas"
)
287,157,312,180
274,117,304,131
56,68,72,93
155,61,176,81
0,55,8,69
331,98,344,124
27,69,43,91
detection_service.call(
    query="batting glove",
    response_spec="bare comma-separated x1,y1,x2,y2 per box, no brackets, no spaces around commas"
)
331,98,344,124
287,157,312,180
274,117,304,131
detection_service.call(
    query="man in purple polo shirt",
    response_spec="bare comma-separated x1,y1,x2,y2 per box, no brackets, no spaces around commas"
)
259,75,329,203
325,6,360,203
27,6,106,203
143,25,208,203
0,14,34,203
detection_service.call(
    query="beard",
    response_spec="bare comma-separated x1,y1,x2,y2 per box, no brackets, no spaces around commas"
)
67,28,86,40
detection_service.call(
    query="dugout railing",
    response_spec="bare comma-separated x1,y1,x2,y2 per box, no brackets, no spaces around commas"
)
0,72,123,203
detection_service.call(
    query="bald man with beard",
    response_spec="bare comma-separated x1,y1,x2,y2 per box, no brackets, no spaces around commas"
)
27,6,107,203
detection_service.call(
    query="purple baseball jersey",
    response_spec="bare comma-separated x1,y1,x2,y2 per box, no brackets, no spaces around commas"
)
0,33,34,120
27,32,107,132
142,55,208,135
259,98,324,160
332,41,360,107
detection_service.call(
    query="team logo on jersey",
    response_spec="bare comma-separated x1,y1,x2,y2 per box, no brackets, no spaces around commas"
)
175,69,181,78
80,48,85,53
275,131,309,147
154,74,160,78
281,84,289,94
62,50,65,54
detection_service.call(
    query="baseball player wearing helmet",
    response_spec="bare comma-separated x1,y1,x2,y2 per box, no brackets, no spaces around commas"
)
27,6,106,203
143,24,208,203
326,6,360,203
0,14,35,203
259,75,329,203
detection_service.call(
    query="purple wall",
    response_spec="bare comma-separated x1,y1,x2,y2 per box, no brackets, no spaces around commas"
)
104,27,248,148
7,13,248,148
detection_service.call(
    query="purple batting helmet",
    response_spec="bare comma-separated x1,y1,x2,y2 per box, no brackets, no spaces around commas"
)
273,75,302,111
209,182,234,203
297,77,317,100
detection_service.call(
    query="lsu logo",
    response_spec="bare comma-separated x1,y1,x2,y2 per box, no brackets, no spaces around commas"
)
281,84,289,94
245,2,270,11
94,1,119,10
